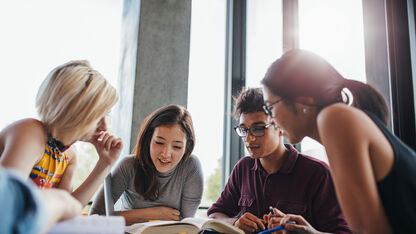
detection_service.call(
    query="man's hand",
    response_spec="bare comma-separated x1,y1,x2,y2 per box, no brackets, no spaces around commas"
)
234,212,266,233
266,208,320,234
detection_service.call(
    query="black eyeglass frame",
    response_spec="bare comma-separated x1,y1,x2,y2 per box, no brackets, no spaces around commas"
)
233,123,273,138
262,98,284,117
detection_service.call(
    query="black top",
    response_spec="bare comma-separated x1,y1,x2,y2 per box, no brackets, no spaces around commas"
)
367,112,416,233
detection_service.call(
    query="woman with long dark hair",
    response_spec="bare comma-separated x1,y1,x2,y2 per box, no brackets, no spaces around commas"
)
261,49,415,233
90,104,203,225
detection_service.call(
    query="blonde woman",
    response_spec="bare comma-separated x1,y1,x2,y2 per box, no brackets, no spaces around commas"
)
0,60,122,212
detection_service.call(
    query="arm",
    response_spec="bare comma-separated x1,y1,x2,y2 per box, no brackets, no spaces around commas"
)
0,119,46,176
210,212,266,234
71,132,123,207
180,156,203,218
90,157,132,216
317,104,393,233
89,156,181,225
269,210,329,234
208,159,265,233
0,168,81,234
40,189,82,233
120,156,204,225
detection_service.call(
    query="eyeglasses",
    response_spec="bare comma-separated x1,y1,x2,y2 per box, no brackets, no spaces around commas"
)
262,98,283,117
234,124,272,138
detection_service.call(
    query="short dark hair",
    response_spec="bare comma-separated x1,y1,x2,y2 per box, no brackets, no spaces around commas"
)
233,88,265,119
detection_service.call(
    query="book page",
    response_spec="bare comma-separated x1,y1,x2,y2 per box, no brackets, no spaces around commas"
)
203,220,244,234
182,218,244,234
47,215,125,234
181,217,209,229
126,221,199,234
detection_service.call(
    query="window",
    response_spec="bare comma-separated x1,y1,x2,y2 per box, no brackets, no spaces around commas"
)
188,0,226,216
243,0,366,163
0,0,122,195
298,0,366,162
246,0,283,88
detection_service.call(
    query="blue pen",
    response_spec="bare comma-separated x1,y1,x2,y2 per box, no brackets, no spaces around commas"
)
258,221,296,234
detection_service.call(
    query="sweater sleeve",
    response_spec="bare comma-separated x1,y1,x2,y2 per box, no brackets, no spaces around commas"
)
89,156,135,215
180,155,203,218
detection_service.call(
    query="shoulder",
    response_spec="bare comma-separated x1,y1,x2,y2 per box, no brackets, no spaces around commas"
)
296,153,330,175
317,103,369,131
181,154,203,177
117,155,137,170
0,118,46,149
317,103,373,142
182,154,201,169
1,118,45,138
110,155,137,181
234,156,255,170
292,154,334,190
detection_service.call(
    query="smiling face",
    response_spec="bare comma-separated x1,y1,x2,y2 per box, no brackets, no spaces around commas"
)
149,124,187,173
239,111,283,159
262,86,309,144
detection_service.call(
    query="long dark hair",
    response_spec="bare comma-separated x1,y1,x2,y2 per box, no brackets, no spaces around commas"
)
132,104,195,201
261,49,389,125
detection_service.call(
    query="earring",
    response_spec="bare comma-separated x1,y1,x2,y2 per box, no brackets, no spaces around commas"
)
303,108,308,114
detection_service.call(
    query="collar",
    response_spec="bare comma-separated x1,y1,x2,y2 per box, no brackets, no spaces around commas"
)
47,135,70,152
251,144,299,175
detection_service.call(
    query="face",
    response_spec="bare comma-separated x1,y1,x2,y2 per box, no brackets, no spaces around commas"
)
238,111,282,159
150,124,187,173
262,86,306,144
79,115,108,142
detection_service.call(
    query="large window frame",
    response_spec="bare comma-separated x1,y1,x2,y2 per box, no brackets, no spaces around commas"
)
222,0,416,185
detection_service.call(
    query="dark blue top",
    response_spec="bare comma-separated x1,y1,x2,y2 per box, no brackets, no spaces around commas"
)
207,144,351,233
367,112,416,233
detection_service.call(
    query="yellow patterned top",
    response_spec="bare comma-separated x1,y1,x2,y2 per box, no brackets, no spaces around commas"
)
30,135,70,189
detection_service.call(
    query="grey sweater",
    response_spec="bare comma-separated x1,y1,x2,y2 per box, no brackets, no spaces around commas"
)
90,154,203,219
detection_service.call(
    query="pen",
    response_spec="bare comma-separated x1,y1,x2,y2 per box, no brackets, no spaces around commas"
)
258,221,296,234
269,206,277,216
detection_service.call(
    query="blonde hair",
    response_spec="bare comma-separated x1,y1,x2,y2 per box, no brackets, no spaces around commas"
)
36,60,119,144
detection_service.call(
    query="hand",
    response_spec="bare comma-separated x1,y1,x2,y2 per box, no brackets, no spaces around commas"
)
234,212,266,233
90,131,123,166
41,188,82,221
146,206,181,221
267,208,318,234
278,214,318,234
264,208,286,228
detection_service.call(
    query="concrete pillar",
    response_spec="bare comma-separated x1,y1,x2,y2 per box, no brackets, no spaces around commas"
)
114,0,192,155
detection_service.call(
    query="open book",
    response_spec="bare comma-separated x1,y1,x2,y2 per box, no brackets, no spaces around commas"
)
126,217,244,234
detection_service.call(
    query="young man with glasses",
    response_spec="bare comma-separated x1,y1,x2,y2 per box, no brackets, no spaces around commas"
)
207,88,350,234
